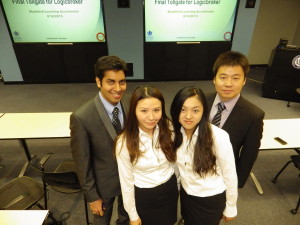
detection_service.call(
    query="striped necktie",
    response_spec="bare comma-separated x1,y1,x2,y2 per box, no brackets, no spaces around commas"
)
211,102,226,127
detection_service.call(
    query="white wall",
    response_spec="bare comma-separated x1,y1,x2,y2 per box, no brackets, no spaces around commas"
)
0,9,23,82
103,0,144,80
232,0,261,56
292,18,300,46
248,0,300,64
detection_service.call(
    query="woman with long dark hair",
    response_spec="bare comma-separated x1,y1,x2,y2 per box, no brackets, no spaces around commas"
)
171,86,237,225
115,86,178,225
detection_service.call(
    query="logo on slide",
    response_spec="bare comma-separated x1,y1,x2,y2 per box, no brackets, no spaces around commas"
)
223,32,232,41
146,31,153,41
13,31,22,41
292,55,300,69
96,32,105,42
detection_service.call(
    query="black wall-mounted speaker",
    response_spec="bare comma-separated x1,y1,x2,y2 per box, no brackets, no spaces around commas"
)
118,0,130,8
245,0,256,8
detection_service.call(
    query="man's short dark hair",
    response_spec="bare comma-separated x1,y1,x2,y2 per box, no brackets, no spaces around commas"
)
94,56,128,81
212,51,250,78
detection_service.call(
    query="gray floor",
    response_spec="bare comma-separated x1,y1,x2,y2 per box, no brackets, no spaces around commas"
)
0,67,300,225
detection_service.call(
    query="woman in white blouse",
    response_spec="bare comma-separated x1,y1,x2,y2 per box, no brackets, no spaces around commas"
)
115,86,178,225
170,86,238,225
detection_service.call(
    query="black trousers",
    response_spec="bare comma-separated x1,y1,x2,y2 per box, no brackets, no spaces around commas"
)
180,187,226,225
135,174,178,225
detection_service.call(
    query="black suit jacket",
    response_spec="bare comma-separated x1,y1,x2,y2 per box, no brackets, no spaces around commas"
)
206,93,265,188
70,94,129,202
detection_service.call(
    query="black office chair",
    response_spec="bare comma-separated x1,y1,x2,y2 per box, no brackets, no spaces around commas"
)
29,153,90,225
272,154,300,214
0,175,59,224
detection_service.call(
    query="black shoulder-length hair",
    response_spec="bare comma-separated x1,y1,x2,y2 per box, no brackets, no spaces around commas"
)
170,86,217,177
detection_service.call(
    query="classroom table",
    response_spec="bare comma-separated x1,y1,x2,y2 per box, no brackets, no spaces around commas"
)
0,210,49,225
1,113,299,195
250,118,300,194
260,118,300,150
0,112,72,161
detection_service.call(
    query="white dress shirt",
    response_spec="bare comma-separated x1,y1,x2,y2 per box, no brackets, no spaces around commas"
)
176,125,238,217
116,125,175,221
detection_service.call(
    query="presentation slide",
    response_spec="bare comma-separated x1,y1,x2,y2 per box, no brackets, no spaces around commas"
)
1,0,106,43
145,0,238,42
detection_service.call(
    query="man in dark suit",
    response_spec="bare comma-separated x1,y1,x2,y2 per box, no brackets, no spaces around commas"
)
70,56,129,225
206,51,265,188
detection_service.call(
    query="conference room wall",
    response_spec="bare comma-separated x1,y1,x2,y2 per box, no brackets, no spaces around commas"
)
231,0,261,56
293,20,300,47
248,0,300,64
0,8,22,82
103,0,144,80
0,0,259,82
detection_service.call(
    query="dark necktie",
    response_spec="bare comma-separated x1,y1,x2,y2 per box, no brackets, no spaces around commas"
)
112,107,122,134
211,102,226,127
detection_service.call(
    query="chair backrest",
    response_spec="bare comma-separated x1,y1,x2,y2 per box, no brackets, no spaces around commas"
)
44,171,81,193
27,154,89,225
0,176,44,210
29,154,82,193
291,155,300,170
29,154,52,173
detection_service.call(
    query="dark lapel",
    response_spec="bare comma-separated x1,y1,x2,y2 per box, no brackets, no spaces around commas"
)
93,94,128,140
222,96,245,131
93,95,117,140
